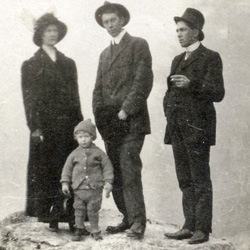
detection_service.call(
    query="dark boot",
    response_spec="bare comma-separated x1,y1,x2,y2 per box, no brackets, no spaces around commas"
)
164,229,193,240
126,223,145,239
106,221,130,234
188,230,209,244
48,221,59,232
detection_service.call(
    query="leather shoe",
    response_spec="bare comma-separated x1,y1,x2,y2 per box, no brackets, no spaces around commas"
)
72,229,82,241
79,228,90,236
126,223,145,239
106,222,130,234
164,229,193,240
71,227,90,241
188,230,209,244
91,231,103,241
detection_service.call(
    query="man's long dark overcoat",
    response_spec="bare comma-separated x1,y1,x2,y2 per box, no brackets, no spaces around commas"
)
21,48,83,221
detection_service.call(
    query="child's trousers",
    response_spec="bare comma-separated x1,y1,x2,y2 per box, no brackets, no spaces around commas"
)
73,189,102,233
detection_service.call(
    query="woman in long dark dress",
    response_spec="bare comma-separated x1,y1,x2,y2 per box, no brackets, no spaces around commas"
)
21,13,83,231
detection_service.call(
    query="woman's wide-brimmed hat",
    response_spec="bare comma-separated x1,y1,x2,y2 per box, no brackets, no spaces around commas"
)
95,1,130,28
174,8,205,41
33,13,67,47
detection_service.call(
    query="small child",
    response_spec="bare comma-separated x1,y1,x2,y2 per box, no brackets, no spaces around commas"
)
61,119,113,241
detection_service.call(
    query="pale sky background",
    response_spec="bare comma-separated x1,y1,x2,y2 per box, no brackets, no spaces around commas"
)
0,0,250,241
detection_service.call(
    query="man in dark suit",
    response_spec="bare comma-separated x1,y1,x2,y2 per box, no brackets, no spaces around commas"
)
163,8,224,244
92,2,153,239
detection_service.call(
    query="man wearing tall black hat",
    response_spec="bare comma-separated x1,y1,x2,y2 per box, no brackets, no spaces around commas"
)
163,8,224,244
92,2,153,239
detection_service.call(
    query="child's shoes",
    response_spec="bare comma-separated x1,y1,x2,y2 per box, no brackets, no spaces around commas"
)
80,227,90,236
72,229,82,241
91,231,103,241
72,228,90,241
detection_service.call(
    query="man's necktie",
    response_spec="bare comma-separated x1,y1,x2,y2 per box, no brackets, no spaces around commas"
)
111,43,119,58
185,51,191,60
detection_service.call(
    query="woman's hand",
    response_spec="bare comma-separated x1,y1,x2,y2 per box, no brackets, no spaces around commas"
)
104,182,113,198
31,129,44,141
118,110,128,120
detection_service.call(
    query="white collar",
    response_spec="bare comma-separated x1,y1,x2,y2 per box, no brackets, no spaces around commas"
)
42,44,57,62
111,29,127,45
185,41,201,53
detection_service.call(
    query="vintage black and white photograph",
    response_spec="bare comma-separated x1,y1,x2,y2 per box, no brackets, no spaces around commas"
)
0,0,249,249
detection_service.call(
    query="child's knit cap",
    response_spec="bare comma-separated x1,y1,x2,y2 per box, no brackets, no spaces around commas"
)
74,119,97,140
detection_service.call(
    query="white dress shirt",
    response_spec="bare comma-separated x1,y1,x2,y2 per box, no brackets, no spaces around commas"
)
111,29,127,45
185,41,201,60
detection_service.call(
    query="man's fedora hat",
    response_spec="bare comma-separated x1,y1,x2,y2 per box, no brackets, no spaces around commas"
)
33,13,67,47
174,8,205,41
95,1,130,28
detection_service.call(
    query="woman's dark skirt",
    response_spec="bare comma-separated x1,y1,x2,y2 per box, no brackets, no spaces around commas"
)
26,119,77,224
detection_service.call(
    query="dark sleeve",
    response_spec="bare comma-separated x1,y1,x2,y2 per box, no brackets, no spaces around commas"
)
163,57,176,116
70,60,83,121
92,54,104,116
21,60,40,132
100,150,114,184
121,39,153,115
188,52,225,102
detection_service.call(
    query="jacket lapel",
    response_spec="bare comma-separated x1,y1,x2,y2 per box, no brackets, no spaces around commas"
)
181,44,206,70
35,48,56,69
171,53,185,74
104,44,112,68
34,49,51,77
34,48,66,82
109,33,130,69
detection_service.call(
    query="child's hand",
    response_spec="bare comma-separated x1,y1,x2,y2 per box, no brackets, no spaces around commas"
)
104,182,113,198
62,183,71,197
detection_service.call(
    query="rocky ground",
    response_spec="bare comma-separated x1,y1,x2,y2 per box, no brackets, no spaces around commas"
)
0,209,235,250
228,232,250,250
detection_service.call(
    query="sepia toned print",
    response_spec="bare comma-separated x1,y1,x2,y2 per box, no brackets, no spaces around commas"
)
0,0,249,249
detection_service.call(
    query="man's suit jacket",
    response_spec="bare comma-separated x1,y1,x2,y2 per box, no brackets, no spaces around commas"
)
93,33,153,138
163,44,225,145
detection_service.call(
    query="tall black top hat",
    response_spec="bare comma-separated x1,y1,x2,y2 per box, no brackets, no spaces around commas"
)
174,8,205,41
33,13,67,47
95,1,130,28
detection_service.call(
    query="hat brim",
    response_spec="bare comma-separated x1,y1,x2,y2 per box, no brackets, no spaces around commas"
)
33,20,67,47
95,3,130,27
174,16,204,41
